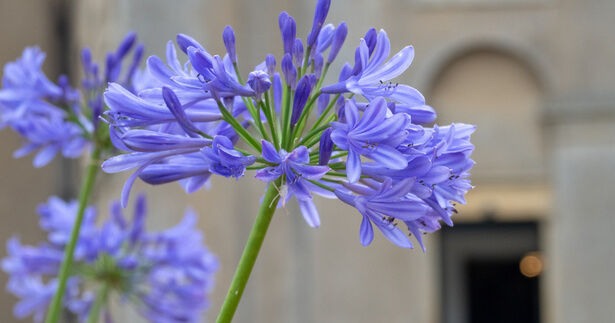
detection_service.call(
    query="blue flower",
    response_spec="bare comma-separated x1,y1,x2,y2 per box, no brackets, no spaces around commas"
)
201,135,255,179
97,1,476,253
255,140,329,227
335,178,429,248
321,30,425,108
330,97,410,183
2,194,218,323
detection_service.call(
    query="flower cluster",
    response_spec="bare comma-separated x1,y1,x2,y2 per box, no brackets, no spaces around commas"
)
2,194,218,323
101,0,474,250
0,32,144,167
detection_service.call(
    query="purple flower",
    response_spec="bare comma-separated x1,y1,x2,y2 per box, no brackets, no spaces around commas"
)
335,178,428,248
201,135,255,179
2,194,218,323
0,47,90,167
330,97,410,183
255,140,329,227
321,30,426,107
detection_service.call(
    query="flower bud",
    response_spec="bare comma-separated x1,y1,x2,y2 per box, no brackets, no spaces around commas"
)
279,13,296,55
328,22,347,64
223,25,237,63
291,75,312,126
265,54,276,77
281,53,297,89
316,23,335,53
319,128,334,165
247,70,272,101
307,0,331,47
293,38,304,67
317,93,330,116
364,28,377,57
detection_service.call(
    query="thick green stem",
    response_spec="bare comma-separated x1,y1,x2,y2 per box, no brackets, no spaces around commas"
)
45,147,101,323
216,181,281,323
86,283,110,323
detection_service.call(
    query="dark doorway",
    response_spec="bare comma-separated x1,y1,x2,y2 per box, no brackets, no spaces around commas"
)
467,258,540,323
440,222,541,323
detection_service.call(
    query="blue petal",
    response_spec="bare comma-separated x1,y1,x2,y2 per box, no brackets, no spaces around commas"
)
261,140,281,163
363,30,390,76
33,144,59,168
368,211,413,248
346,150,362,183
360,46,414,85
298,199,320,228
291,164,329,180
344,99,360,129
146,56,177,88
162,87,200,136
255,166,283,182
359,215,374,246
384,84,425,107
165,41,184,75
368,145,407,170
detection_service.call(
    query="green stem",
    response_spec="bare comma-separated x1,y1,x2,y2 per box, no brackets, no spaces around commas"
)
216,180,282,323
300,46,312,77
281,87,293,150
86,283,110,323
297,123,331,147
315,63,330,91
311,93,340,131
214,100,262,153
45,147,101,323
261,95,280,150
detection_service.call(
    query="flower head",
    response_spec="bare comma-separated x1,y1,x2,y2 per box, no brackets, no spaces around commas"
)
100,1,475,251
2,194,218,323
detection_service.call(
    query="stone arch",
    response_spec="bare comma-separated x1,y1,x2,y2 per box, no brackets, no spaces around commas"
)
428,46,546,182
417,38,553,96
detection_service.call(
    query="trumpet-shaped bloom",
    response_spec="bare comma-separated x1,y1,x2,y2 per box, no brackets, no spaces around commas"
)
201,135,255,179
321,30,425,108
335,178,428,248
255,140,329,227
330,97,409,183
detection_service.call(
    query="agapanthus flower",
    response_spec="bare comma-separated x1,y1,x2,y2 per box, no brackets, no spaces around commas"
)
2,194,218,323
102,1,475,251
0,32,145,167
255,140,330,227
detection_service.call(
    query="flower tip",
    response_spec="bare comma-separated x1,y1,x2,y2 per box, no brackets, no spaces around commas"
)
223,25,237,63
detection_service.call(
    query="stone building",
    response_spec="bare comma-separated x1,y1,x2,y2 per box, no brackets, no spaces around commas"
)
1,0,614,322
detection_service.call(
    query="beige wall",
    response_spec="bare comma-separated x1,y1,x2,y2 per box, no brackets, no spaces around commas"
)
2,0,614,322
0,1,68,322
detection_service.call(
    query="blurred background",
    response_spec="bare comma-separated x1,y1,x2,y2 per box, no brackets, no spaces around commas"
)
1,0,614,322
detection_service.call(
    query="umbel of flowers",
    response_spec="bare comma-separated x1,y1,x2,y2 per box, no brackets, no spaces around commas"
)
103,0,474,250
2,195,218,323
101,0,474,321
0,32,220,323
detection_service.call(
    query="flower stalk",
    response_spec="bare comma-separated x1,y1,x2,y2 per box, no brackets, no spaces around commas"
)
45,146,101,323
216,180,282,323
